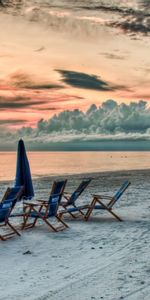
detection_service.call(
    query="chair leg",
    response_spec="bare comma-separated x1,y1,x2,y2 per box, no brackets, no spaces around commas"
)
73,205,86,218
78,209,85,216
60,204,86,220
7,221,21,236
23,205,59,232
22,206,33,229
56,215,69,228
59,206,76,219
30,205,45,228
32,207,59,232
95,199,123,221
84,198,96,221
0,234,5,241
27,218,38,229
84,207,93,221
69,211,77,218
106,209,122,222
0,222,21,241
42,218,58,232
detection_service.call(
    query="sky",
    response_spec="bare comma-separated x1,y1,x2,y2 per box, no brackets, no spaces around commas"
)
0,0,150,150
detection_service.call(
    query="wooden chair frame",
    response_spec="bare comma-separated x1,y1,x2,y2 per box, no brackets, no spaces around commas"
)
0,220,21,241
0,186,24,241
59,201,90,219
85,195,122,221
85,181,131,222
22,201,69,232
60,179,92,219
22,180,69,232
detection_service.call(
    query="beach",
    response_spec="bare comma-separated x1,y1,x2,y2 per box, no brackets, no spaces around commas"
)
0,168,150,300
0,0,150,299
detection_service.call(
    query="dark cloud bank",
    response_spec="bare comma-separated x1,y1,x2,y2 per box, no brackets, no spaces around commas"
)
0,96,47,109
1,100,150,151
28,100,150,136
56,70,125,91
9,71,63,90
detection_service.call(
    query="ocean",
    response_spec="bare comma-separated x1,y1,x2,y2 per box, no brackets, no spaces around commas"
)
0,151,150,181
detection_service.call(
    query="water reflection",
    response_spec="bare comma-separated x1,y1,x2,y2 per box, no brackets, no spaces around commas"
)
0,151,150,181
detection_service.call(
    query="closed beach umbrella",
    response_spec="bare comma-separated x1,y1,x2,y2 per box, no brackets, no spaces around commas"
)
15,139,34,199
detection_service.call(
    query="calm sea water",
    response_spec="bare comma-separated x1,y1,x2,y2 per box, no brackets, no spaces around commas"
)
0,151,150,181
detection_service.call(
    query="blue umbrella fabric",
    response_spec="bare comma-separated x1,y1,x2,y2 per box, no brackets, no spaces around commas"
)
15,139,34,199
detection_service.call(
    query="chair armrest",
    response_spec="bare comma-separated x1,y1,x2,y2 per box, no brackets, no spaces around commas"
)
36,200,48,203
63,192,71,195
92,194,112,199
74,204,90,209
23,201,41,206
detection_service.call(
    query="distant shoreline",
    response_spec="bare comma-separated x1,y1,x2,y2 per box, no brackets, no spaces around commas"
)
0,148,150,152
1,140,150,152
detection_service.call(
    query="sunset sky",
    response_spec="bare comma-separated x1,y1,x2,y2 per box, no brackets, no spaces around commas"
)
0,0,150,149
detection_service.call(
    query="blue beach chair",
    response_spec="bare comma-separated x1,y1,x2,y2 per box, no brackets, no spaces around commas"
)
22,180,69,232
85,180,131,222
60,178,92,218
1,186,24,210
0,187,24,240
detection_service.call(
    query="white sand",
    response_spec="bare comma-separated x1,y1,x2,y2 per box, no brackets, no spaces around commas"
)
0,169,150,300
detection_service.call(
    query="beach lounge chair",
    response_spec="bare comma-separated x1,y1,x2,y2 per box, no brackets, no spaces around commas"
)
22,180,69,232
0,187,24,240
59,178,92,218
1,186,24,208
85,180,131,222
